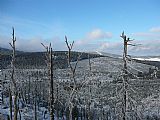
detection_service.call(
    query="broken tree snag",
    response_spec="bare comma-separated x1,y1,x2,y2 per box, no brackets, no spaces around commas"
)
50,47,54,120
65,36,74,67
41,43,54,120
88,53,91,71
120,31,129,120
120,31,137,120
9,27,19,120
65,36,81,120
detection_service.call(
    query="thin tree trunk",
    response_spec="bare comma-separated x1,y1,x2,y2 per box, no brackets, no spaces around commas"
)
28,75,31,104
9,27,19,120
34,78,38,120
18,98,21,120
88,54,91,71
50,48,54,120
9,88,12,120
121,32,128,120
14,91,18,120
34,100,37,120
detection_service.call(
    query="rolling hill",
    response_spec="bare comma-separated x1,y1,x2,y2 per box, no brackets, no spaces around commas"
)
0,47,103,69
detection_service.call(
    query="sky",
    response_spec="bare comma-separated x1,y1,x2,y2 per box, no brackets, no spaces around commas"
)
0,0,160,56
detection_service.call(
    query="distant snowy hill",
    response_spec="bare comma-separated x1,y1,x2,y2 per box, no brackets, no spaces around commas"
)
0,47,23,55
134,57,160,62
132,56,160,67
91,51,122,59
92,51,160,67
0,47,12,55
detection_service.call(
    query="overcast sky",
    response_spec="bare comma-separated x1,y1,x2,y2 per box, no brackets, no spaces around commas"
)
0,0,160,56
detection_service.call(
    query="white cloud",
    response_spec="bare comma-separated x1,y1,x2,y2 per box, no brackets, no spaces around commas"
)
16,37,46,52
73,29,113,53
0,35,46,52
95,37,160,56
87,29,112,40
75,29,112,46
150,27,160,32
128,40,160,56
132,26,160,39
132,32,160,38
129,26,160,55
1,34,160,56
0,35,66,52
1,25,160,56
97,42,109,51
96,42,123,55
68,27,160,56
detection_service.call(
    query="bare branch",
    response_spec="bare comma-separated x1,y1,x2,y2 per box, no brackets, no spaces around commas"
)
14,37,16,42
65,36,74,50
65,36,71,50
73,53,82,74
12,27,14,38
70,41,74,49
120,31,126,39
127,38,134,42
9,43,13,48
41,43,48,50
49,43,52,51
127,44,136,46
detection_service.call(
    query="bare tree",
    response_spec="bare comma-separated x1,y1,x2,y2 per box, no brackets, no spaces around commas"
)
88,53,91,71
65,36,80,120
120,31,140,120
41,43,54,120
9,87,12,120
34,77,38,120
120,31,128,120
9,27,19,120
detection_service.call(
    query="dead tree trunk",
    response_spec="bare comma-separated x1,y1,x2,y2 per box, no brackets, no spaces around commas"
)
50,48,54,120
18,96,21,120
9,87,12,120
33,77,38,120
121,32,128,120
28,75,31,104
9,27,19,120
41,43,54,120
88,54,91,71
14,92,18,120
34,99,37,120
1,74,6,105
120,31,136,120
65,36,81,120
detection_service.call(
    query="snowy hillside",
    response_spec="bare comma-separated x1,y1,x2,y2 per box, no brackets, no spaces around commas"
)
0,56,160,120
134,57,160,62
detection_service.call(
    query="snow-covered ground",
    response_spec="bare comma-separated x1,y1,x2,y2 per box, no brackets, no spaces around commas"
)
0,56,159,119
138,94,160,119
134,57,160,62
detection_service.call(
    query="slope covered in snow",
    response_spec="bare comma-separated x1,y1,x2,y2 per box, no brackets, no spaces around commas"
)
134,57,160,62
0,55,159,120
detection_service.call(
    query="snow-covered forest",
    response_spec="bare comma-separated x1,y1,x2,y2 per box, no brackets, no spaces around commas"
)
1,29,160,120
